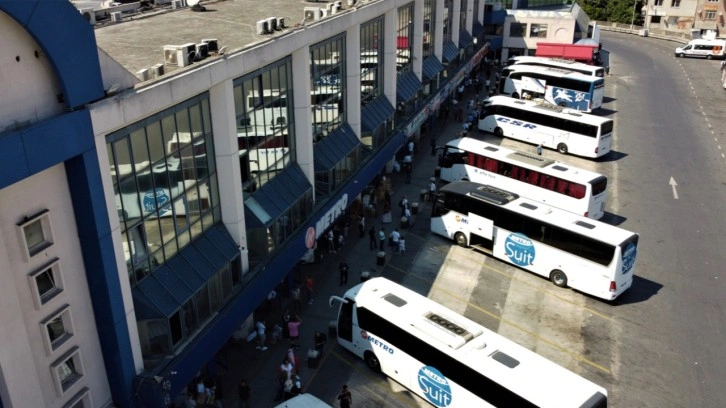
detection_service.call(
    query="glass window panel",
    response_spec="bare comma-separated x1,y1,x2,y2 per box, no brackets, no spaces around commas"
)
195,285,211,323
47,314,67,345
202,98,212,135
112,138,132,174
176,224,191,249
144,218,163,254
24,220,45,251
170,312,183,346
202,211,215,232
189,104,203,136
220,265,233,299
146,122,165,164
208,274,222,311
130,128,150,174
36,268,56,300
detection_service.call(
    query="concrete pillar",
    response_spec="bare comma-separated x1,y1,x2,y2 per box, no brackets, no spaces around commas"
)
434,0,444,60
465,0,474,34
346,24,362,138
413,0,425,80
384,8,398,109
477,0,484,26
209,78,248,272
452,0,461,46
292,46,314,194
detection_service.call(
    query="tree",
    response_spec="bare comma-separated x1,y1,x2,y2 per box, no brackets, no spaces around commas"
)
579,0,608,22
606,0,643,25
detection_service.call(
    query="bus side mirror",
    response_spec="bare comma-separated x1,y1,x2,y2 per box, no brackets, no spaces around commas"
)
329,295,347,308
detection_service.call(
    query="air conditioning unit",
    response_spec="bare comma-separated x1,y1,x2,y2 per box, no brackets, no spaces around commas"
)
276,17,286,29
201,38,219,53
267,17,278,32
195,43,209,60
304,7,322,21
163,44,194,67
151,63,165,78
136,69,149,81
79,8,96,25
334,1,343,10
111,11,123,22
328,1,341,14
256,19,270,35
320,8,329,18
172,0,183,9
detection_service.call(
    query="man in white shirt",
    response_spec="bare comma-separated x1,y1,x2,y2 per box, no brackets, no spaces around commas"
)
390,229,401,254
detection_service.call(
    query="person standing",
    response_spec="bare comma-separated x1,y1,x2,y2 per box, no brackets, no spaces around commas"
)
358,215,365,237
368,226,377,250
237,378,251,408
378,228,386,251
390,229,401,254
338,384,353,408
255,320,268,351
327,230,335,254
427,178,437,202
291,286,302,315
338,258,349,285
314,331,328,351
537,143,543,156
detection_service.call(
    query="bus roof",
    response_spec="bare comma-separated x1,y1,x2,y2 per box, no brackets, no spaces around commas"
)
504,64,599,82
445,137,606,184
509,56,602,71
484,96,613,126
273,393,332,408
344,277,608,407
441,181,637,245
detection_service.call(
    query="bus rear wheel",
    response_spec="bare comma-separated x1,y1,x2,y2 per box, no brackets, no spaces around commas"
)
511,92,520,99
550,270,568,288
365,351,381,373
454,232,468,247
494,127,504,138
557,143,568,154
558,102,567,107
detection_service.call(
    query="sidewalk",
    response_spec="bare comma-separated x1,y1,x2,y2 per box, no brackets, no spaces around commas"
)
213,84,485,408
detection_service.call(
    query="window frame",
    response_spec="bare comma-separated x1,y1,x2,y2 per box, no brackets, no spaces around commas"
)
528,23,548,38
17,209,54,260
41,304,74,355
51,346,84,396
62,387,92,408
509,22,525,37
28,258,64,308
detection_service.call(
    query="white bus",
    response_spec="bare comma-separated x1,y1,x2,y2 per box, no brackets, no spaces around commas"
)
499,65,604,112
329,277,609,408
508,56,606,78
431,181,638,300
437,138,608,219
477,96,613,158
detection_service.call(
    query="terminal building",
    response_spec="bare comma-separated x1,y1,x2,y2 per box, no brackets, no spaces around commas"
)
0,0,582,406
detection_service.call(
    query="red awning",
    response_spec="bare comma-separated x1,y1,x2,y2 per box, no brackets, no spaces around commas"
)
535,42,597,63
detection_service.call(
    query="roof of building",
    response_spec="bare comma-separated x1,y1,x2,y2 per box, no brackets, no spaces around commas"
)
92,0,352,75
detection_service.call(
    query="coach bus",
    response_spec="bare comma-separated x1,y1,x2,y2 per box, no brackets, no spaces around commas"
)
499,65,604,112
478,96,613,158
329,277,609,408
437,137,608,219
507,56,605,78
430,181,638,300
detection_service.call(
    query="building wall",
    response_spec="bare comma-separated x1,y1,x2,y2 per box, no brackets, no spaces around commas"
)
502,13,576,60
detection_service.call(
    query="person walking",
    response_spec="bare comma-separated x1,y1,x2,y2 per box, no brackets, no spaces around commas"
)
314,330,327,352
368,226,377,250
390,229,401,254
427,178,437,202
358,215,365,238
338,258,349,285
305,274,314,305
237,378,251,408
288,316,302,349
378,228,386,251
337,384,353,408
291,286,302,315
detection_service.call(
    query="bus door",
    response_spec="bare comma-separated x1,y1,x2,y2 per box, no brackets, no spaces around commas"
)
467,213,494,253
329,296,358,352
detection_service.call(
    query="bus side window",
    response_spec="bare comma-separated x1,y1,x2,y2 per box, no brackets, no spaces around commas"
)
528,171,539,185
484,157,498,172
511,166,520,180
556,179,569,194
569,183,586,199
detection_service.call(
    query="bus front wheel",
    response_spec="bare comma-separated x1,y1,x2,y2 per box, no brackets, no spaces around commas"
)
707,54,714,60
365,351,381,373
557,143,568,154
494,127,504,138
454,232,468,247
550,270,568,288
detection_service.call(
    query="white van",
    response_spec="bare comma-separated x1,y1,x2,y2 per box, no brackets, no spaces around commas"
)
274,393,332,408
675,39,726,59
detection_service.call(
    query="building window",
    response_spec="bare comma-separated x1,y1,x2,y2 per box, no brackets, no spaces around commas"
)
52,347,83,395
654,0,663,5
705,10,717,19
29,259,63,308
529,24,548,38
106,94,221,288
310,34,346,144
671,0,680,7
397,3,415,75
509,23,525,37
360,17,385,107
62,388,92,408
17,210,54,259
42,305,74,354
423,0,435,58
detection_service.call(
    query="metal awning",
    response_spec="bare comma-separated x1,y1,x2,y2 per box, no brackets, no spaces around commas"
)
422,56,445,82
132,224,240,319
245,165,312,228
396,71,423,103
361,96,395,132
443,41,459,63
459,30,473,48
314,123,360,172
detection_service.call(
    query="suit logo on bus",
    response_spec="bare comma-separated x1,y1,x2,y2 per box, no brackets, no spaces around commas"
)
418,366,452,407
143,188,171,215
622,242,637,274
496,117,536,129
505,233,536,267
